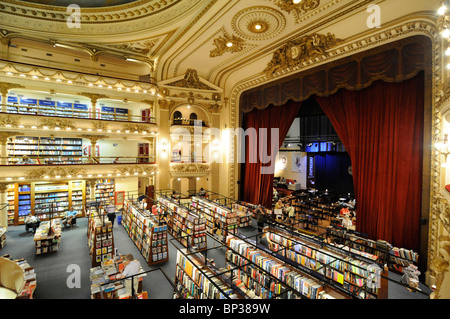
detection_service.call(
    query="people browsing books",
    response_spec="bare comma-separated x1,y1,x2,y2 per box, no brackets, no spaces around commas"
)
25,213,40,233
121,254,141,297
62,210,77,228
255,205,265,235
105,202,116,226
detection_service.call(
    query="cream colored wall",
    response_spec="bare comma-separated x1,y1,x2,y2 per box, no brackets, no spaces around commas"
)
274,151,307,187
114,177,139,196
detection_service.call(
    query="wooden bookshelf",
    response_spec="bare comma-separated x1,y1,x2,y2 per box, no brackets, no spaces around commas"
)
231,203,252,228
95,179,115,206
157,195,207,250
7,181,86,225
175,248,250,299
121,200,168,266
87,209,115,267
263,227,388,299
7,136,82,164
191,196,238,243
226,235,349,299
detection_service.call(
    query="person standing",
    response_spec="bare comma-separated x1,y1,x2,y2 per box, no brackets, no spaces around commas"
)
255,205,265,235
105,202,116,226
121,254,141,298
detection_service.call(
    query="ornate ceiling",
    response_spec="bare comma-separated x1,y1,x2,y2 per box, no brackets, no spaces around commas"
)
0,0,440,95
13,0,140,7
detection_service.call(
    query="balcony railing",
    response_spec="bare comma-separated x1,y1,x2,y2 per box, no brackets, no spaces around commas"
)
170,155,207,163
1,103,156,124
171,119,207,127
0,155,156,165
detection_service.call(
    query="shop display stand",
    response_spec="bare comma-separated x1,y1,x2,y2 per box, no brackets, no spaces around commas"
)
87,208,115,267
231,203,252,228
325,226,419,275
157,194,207,251
226,234,342,299
191,196,238,243
174,245,249,299
34,217,62,255
121,200,168,266
261,226,387,299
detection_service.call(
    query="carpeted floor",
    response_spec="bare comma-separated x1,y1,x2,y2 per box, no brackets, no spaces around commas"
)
1,217,431,299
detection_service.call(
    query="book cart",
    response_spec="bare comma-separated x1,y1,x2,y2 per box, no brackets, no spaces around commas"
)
259,225,388,299
191,196,238,244
121,199,168,266
87,207,115,267
156,191,207,251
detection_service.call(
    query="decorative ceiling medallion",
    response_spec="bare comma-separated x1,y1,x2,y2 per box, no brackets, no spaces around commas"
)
210,32,246,57
264,32,342,76
232,6,286,41
272,0,320,23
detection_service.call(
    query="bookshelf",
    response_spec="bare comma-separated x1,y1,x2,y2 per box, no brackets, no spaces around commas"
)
90,255,147,299
226,235,347,299
7,181,86,225
157,195,207,250
87,209,115,267
175,248,249,299
263,227,388,299
231,203,252,228
7,136,82,164
121,200,168,266
33,219,62,255
191,196,238,243
326,226,418,275
95,179,115,206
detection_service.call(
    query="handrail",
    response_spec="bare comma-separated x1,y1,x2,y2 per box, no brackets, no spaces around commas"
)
1,155,156,165
0,103,156,124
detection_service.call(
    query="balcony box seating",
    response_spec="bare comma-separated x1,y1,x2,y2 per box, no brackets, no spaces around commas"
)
0,257,25,299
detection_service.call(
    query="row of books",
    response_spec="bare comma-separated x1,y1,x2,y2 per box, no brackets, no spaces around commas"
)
226,237,336,299
175,250,239,299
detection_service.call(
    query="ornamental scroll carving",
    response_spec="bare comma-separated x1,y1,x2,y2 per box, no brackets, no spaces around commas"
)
263,33,343,76
170,163,210,177
272,0,320,23
166,69,216,91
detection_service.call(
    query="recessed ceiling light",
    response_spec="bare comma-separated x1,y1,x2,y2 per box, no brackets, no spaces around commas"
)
226,42,233,47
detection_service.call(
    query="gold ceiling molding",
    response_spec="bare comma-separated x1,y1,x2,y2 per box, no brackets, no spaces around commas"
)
25,166,86,180
112,164,157,176
0,0,183,23
210,32,246,58
263,32,343,76
121,123,155,133
102,38,161,56
169,162,210,177
231,6,286,41
0,115,21,127
272,0,320,23
0,60,155,90
0,131,22,144
38,118,75,130
166,69,216,91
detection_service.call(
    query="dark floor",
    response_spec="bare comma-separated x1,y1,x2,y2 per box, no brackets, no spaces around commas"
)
1,217,431,299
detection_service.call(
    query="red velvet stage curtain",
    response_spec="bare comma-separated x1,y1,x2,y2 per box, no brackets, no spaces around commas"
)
315,73,424,251
242,101,302,208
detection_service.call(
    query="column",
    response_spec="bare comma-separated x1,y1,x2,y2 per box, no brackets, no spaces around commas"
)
80,93,108,119
0,82,24,113
86,179,96,202
0,183,8,227
0,132,17,165
80,135,105,163
157,100,172,190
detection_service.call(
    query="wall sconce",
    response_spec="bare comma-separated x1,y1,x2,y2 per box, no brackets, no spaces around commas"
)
159,139,169,155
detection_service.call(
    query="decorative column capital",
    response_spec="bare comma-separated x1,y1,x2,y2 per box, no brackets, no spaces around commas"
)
79,93,109,104
79,134,106,144
0,131,22,144
0,183,9,193
0,82,24,95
